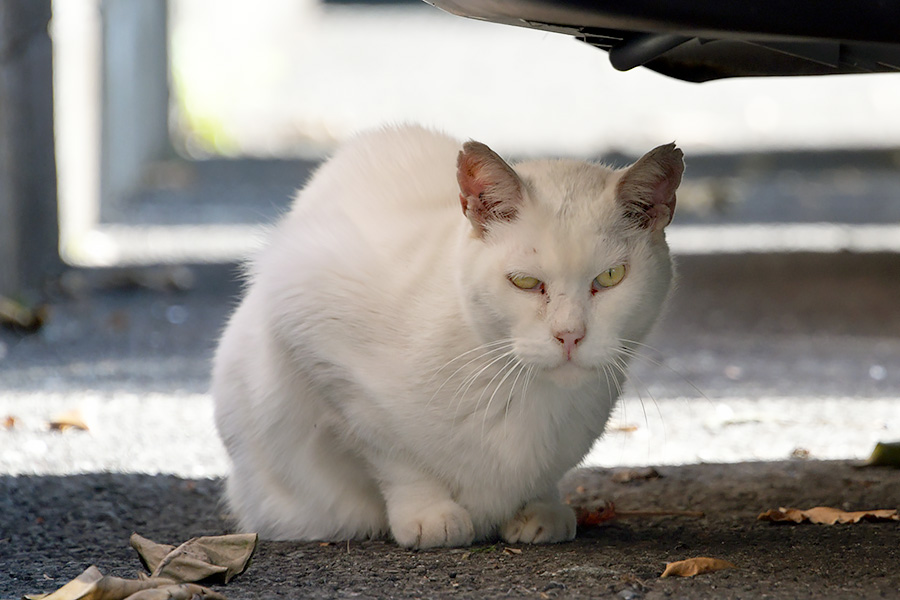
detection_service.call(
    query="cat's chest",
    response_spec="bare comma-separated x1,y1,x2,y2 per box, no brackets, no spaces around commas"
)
418,373,609,482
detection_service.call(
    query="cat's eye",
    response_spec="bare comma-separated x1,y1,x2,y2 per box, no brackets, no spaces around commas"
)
593,265,627,290
509,275,543,291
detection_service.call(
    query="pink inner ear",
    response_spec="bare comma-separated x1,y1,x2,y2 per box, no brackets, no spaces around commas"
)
649,175,677,230
617,143,684,231
456,141,523,235
458,153,488,202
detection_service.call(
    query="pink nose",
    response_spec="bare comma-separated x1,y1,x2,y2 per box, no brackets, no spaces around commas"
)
555,330,585,360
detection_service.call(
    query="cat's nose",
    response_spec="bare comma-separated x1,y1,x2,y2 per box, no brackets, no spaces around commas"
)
554,329,585,360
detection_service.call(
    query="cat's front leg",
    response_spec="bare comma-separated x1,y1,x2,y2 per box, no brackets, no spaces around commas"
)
379,467,475,549
501,497,576,544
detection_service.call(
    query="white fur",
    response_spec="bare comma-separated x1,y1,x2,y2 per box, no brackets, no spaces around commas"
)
212,125,678,548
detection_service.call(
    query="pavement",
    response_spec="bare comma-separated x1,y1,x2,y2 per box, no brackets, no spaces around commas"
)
1,246,899,598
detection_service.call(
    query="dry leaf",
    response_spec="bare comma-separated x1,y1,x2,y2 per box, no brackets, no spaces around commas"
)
863,442,900,468
611,467,661,484
660,557,736,578
3,415,17,429
574,501,704,528
758,506,899,525
130,535,175,573
574,501,618,527
790,447,811,460
131,533,258,584
502,547,522,555
608,423,639,433
112,583,226,600
24,565,103,600
49,409,89,432
32,565,181,600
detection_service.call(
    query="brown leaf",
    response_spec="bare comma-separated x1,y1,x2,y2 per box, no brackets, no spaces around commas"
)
502,547,522,555
49,408,89,432
758,506,899,525
3,415,17,429
574,501,619,527
608,423,639,433
131,533,258,584
611,467,661,484
660,557,736,578
575,501,704,528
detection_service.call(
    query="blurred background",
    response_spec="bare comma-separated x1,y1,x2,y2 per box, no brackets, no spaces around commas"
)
51,0,900,265
0,0,898,476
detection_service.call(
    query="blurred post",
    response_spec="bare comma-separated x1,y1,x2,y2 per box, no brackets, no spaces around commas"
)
100,0,170,221
0,0,60,297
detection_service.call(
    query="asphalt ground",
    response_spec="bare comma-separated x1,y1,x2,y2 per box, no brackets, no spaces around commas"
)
2,248,899,599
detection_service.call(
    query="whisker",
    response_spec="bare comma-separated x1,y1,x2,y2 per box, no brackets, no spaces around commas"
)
482,358,522,438
427,342,513,408
452,351,515,422
604,360,627,431
474,356,517,416
504,360,527,420
617,339,710,403
517,365,536,421
613,357,650,431
615,354,665,447
425,339,513,388
611,355,651,433
450,346,513,399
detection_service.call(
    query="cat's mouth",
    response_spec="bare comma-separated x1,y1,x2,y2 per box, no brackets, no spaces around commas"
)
545,360,593,389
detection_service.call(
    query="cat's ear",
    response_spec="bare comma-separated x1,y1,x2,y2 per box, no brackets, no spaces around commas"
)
457,141,524,237
616,143,684,232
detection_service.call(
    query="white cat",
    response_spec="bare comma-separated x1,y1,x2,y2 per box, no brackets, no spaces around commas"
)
212,125,683,549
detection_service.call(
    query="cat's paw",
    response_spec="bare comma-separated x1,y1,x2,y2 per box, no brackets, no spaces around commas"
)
391,500,475,549
502,500,576,544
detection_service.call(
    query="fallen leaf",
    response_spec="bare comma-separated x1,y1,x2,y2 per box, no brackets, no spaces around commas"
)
130,535,174,573
758,506,899,525
23,564,103,600
3,415,17,429
660,557,736,578
862,441,900,468
48,409,89,432
108,583,226,600
790,447,811,460
611,467,661,483
574,501,704,528
608,423,639,433
30,565,185,600
573,501,618,527
503,547,522,555
131,533,258,584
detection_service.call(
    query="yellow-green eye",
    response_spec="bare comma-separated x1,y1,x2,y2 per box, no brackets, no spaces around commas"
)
509,275,542,291
593,264,627,289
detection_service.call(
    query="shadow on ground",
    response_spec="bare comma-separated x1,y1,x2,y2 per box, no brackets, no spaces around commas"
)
3,461,899,599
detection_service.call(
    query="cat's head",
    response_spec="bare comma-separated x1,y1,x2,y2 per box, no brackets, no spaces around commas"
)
456,141,683,388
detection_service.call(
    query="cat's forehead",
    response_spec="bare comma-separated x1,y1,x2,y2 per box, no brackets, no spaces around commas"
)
505,207,632,278
514,159,622,227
